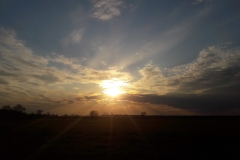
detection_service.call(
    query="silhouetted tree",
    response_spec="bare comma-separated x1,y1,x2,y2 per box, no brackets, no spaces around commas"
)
2,105,11,111
13,104,26,112
90,110,98,117
141,112,146,116
36,110,43,115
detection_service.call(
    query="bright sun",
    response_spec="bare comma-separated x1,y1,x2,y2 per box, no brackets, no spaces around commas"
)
101,79,127,97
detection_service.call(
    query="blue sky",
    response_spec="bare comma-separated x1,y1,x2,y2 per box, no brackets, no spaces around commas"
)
1,0,240,115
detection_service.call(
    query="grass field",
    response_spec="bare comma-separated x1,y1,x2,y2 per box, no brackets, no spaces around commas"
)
1,116,240,159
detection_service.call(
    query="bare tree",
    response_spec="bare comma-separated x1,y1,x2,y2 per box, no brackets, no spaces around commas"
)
13,104,26,112
90,110,99,117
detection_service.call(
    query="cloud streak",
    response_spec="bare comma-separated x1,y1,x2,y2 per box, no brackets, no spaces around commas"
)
0,28,133,109
70,93,240,114
192,0,212,5
61,28,85,46
1,28,240,115
91,0,123,21
0,28,132,85
133,43,240,95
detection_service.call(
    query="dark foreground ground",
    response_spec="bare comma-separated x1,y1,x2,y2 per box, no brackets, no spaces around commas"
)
1,116,240,160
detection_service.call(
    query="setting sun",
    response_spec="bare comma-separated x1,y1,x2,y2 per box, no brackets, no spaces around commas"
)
101,79,127,97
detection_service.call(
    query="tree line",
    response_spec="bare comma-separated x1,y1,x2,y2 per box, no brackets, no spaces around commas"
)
2,104,26,112
1,104,147,118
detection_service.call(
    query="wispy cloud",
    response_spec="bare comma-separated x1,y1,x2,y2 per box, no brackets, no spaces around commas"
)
91,0,123,21
133,43,240,95
192,0,212,5
61,28,85,46
0,28,133,109
48,53,82,70
0,28,132,84
0,28,48,66
1,28,239,115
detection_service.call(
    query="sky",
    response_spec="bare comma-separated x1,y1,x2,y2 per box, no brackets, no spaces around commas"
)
0,0,240,115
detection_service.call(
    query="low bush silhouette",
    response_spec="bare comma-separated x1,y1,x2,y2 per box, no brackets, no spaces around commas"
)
90,110,99,117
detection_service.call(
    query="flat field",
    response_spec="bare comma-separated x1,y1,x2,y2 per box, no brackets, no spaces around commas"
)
1,116,240,159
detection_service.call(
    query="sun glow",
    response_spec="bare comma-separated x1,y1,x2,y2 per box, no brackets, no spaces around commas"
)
101,79,127,97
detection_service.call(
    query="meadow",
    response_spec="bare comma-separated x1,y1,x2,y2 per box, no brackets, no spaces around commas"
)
1,115,240,159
